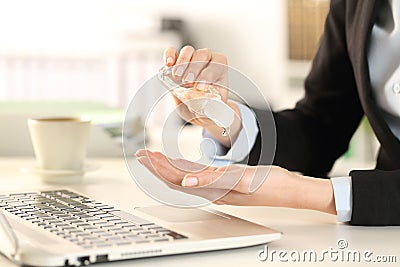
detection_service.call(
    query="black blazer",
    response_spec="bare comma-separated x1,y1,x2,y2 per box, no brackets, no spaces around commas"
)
248,0,400,226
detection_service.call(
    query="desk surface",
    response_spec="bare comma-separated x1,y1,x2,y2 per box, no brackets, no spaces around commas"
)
0,157,399,267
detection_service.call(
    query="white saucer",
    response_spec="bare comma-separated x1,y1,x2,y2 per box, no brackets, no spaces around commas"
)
20,163,100,183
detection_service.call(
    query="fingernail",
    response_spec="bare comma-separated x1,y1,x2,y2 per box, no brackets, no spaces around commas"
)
135,149,148,157
184,73,195,82
174,66,184,76
196,81,207,90
166,56,174,65
182,176,198,187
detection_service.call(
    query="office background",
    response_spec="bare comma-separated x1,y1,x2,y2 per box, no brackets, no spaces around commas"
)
0,0,378,176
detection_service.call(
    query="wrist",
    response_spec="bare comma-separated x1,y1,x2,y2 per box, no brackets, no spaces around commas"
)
202,101,243,148
294,175,337,215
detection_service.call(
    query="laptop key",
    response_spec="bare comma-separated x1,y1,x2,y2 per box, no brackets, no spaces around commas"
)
76,223,92,227
154,238,169,242
116,241,132,246
98,233,114,238
100,225,118,229
82,236,101,241
106,237,125,243
122,225,142,231
95,243,112,248
83,226,97,231
125,235,146,242
138,231,152,235
84,217,100,222
135,240,150,244
163,231,188,240
148,226,165,231
106,218,123,223
96,214,114,219
98,207,115,211
75,233,91,238
145,235,163,240
113,230,131,235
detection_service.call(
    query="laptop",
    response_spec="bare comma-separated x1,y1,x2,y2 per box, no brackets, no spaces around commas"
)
0,189,281,266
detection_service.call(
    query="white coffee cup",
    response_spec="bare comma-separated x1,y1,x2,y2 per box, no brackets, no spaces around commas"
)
28,117,91,171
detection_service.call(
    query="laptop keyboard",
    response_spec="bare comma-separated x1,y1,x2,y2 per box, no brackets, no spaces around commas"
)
0,190,187,249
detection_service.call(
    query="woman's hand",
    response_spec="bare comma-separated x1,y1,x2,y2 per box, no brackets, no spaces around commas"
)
162,46,242,148
136,149,337,214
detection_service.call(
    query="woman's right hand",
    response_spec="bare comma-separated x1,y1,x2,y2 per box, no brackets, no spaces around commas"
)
163,46,242,148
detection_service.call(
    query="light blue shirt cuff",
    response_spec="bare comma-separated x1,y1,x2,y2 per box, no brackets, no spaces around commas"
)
201,101,259,165
331,176,353,222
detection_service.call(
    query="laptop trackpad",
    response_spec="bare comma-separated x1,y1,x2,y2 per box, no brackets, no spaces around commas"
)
136,206,230,223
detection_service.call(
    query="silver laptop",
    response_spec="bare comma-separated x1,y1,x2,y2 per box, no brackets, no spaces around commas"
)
0,189,281,266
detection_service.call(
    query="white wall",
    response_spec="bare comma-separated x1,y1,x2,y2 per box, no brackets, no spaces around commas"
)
0,0,288,108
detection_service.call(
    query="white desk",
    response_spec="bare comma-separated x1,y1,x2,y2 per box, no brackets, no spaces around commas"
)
0,157,399,266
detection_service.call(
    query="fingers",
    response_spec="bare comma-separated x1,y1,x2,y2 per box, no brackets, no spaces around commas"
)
169,157,216,173
135,149,150,158
136,149,253,194
143,151,186,185
182,48,212,83
163,47,178,67
138,149,246,192
181,165,250,193
136,150,183,185
170,46,226,84
135,149,214,185
174,45,195,77
136,150,268,204
196,52,227,82
211,52,227,65
196,53,229,100
136,156,161,179
164,47,229,103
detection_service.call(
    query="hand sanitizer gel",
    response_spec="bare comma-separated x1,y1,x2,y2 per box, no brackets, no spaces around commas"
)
158,66,235,136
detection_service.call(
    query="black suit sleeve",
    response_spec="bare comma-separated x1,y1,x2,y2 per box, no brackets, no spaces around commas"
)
247,0,400,226
350,169,400,226
248,0,364,177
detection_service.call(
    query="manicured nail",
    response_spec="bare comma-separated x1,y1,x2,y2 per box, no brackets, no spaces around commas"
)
184,73,195,82
182,177,198,187
175,66,184,76
166,56,174,65
135,149,148,157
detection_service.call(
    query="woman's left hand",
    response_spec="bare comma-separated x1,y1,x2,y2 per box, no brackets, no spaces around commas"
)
135,149,337,214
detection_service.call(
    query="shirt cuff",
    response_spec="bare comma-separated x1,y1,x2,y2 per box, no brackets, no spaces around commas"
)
331,176,353,222
201,101,259,164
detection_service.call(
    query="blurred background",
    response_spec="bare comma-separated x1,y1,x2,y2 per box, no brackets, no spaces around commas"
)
0,0,378,175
